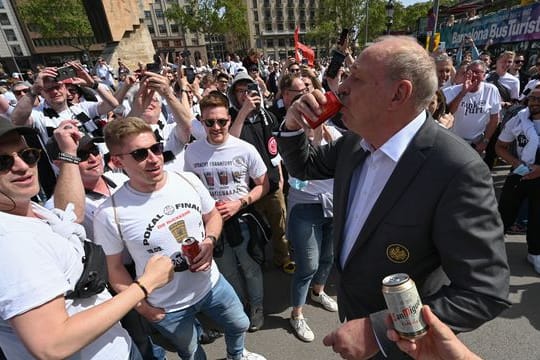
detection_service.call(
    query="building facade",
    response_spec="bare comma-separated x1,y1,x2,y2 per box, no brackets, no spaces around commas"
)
0,0,31,74
246,0,318,60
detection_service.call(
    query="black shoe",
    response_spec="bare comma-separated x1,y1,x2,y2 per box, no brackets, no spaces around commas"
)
199,328,223,344
249,305,264,332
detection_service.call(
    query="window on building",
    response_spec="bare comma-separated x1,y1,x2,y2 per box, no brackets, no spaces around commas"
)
148,25,155,34
158,24,166,34
174,39,182,47
299,0,305,5
266,23,272,32
263,0,270,7
277,22,283,31
288,9,294,18
300,22,306,30
288,22,295,30
144,11,151,19
0,13,9,26
170,24,179,33
276,0,282,6
252,0,257,8
288,0,294,8
278,39,285,47
253,11,258,21
155,9,164,18
264,9,270,18
267,39,274,47
4,29,16,41
192,38,199,45
11,45,23,56
276,9,283,20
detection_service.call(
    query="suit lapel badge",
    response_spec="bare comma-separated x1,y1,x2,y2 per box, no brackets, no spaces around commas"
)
386,244,409,263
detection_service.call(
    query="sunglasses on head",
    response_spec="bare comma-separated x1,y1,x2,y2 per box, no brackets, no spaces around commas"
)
203,118,228,127
13,88,29,96
77,145,100,162
0,148,41,172
117,142,164,162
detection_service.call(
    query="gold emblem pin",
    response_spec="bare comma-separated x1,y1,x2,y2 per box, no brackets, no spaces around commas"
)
386,244,409,263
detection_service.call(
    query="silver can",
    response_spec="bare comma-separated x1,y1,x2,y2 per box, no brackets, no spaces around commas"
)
382,273,427,339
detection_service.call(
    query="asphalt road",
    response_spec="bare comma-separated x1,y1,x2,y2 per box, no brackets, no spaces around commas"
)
165,165,540,360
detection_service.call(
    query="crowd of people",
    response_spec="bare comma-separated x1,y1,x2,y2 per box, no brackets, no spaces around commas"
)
0,33,537,359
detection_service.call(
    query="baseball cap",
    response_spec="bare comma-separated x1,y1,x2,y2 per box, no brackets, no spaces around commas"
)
0,117,36,138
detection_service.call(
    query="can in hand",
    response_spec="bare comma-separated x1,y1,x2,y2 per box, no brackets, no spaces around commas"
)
303,91,342,129
181,237,201,271
382,273,428,339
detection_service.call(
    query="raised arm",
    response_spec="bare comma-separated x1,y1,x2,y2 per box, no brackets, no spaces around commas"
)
9,254,172,359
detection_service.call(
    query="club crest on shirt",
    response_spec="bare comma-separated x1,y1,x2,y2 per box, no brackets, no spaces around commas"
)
267,136,278,156
386,244,409,263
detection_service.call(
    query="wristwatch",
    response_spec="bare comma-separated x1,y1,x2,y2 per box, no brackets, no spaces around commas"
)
205,235,217,246
240,198,248,209
482,137,490,145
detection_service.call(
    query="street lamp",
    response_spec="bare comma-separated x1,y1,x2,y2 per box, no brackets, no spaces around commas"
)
385,0,395,35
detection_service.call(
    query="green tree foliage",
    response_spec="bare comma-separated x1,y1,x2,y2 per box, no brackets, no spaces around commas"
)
165,0,249,44
18,0,94,51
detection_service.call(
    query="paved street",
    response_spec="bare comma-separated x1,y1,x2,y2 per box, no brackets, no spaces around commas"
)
166,165,540,359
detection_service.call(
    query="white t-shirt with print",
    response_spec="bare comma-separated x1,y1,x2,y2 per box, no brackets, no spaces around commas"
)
499,110,540,161
0,204,131,360
93,171,220,312
443,82,501,141
184,135,267,201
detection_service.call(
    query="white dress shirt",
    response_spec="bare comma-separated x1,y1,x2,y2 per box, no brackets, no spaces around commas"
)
340,112,427,267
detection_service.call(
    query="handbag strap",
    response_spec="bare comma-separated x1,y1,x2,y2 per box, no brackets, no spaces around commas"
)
110,192,124,243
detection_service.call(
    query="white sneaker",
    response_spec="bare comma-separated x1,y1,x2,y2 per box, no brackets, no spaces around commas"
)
527,254,540,274
290,314,315,342
227,349,267,360
310,291,338,312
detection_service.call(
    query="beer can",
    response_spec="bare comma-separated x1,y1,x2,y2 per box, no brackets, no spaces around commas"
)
181,237,201,270
303,91,342,129
382,273,427,339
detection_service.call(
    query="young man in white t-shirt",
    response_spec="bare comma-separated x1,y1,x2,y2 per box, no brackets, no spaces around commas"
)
93,117,266,360
184,91,269,332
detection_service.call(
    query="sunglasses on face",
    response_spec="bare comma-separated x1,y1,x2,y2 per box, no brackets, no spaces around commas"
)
13,88,29,96
0,148,41,172
203,118,229,127
289,68,300,73
117,142,164,162
77,145,100,162
514,60,524,64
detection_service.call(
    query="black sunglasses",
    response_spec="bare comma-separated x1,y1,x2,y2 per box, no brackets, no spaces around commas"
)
77,145,100,162
203,118,229,127
0,148,41,172
117,142,163,162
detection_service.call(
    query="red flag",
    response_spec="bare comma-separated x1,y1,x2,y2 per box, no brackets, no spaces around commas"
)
294,27,315,67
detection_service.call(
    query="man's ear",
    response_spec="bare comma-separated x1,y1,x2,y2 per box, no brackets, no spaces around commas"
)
110,155,124,169
390,80,413,109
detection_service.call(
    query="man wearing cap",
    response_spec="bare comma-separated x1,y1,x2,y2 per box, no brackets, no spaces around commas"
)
11,62,119,145
227,71,295,274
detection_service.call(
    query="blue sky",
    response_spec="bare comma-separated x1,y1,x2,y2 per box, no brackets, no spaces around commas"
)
401,0,425,6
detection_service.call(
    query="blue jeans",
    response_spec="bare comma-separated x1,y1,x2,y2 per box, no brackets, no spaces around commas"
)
215,219,264,307
287,203,334,307
151,275,249,360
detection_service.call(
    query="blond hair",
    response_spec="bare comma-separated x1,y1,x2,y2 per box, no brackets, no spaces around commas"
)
104,117,154,153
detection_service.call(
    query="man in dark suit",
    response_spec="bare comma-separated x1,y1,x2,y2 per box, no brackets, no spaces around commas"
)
277,36,510,359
